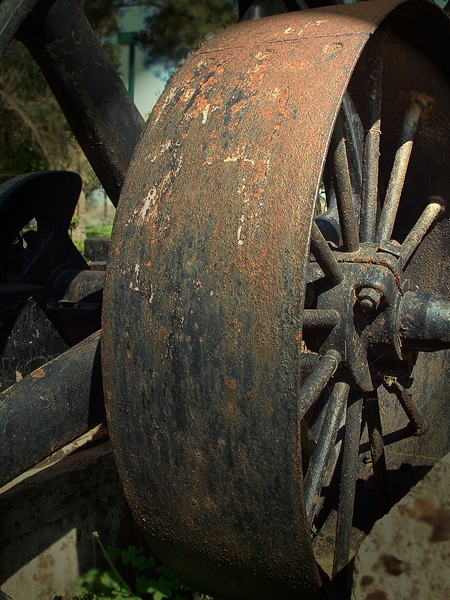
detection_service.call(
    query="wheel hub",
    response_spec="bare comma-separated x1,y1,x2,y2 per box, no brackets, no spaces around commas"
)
305,232,450,391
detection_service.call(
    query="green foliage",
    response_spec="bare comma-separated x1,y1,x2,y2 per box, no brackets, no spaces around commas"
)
82,0,118,37
85,224,113,238
0,41,73,174
0,0,119,176
72,238,85,254
73,533,213,600
71,213,80,229
137,0,238,69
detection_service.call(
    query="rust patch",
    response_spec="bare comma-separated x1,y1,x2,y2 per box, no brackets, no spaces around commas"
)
364,591,388,600
360,575,374,587
424,509,450,542
31,368,45,378
405,498,450,542
225,378,237,390
380,553,404,576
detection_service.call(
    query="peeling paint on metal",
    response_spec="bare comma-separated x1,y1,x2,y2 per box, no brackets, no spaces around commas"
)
202,103,210,124
297,20,328,37
140,187,157,220
153,85,179,125
31,368,45,378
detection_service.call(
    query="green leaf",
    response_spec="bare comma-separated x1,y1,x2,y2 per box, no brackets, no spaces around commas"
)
136,576,155,594
141,577,158,592
76,567,102,586
156,566,182,590
120,546,154,571
100,570,121,588
121,545,142,564
157,576,174,597
140,576,173,598
156,566,172,578
131,555,147,570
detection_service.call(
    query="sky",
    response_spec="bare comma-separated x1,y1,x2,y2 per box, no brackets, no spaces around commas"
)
116,5,169,118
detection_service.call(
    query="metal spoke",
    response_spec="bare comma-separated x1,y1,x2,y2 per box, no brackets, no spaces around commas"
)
398,196,445,268
323,158,337,212
298,349,341,421
310,221,344,286
304,381,349,524
383,376,428,436
302,309,340,329
330,112,360,252
341,92,364,203
361,51,383,243
311,401,347,520
332,390,363,593
364,390,390,517
376,94,428,243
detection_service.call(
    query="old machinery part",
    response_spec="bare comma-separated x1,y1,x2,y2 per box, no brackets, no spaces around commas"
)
0,0,41,56
0,171,105,463
103,1,450,598
0,171,87,285
0,330,103,488
0,171,102,348
0,0,147,479
0,172,85,383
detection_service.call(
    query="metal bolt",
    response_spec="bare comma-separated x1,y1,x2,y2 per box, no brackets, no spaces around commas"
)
358,287,382,312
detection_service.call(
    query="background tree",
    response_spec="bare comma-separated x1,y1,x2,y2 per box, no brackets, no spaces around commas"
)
0,42,72,174
137,0,238,69
0,0,118,175
0,0,119,238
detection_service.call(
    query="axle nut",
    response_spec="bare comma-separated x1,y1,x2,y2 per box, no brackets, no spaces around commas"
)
358,287,382,312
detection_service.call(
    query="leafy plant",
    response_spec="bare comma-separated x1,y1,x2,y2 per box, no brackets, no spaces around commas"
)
73,532,213,600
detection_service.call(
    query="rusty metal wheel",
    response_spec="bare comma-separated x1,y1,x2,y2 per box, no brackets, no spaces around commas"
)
103,1,450,598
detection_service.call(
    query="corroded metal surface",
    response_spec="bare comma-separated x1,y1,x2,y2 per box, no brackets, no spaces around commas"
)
103,1,450,598
0,330,103,488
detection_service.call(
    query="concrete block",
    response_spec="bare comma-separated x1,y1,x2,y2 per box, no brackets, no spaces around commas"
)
352,453,450,600
0,440,135,600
